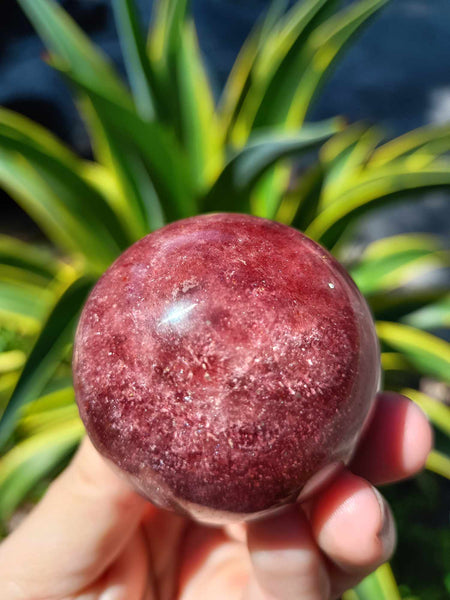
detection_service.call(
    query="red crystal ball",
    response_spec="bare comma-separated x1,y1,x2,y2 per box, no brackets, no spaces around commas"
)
73,214,379,522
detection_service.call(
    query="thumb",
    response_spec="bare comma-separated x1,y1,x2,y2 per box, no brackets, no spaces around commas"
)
0,437,148,600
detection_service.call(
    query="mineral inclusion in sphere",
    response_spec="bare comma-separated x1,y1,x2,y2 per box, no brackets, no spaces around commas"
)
73,214,380,523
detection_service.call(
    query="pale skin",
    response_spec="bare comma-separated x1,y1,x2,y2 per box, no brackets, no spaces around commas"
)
0,392,432,600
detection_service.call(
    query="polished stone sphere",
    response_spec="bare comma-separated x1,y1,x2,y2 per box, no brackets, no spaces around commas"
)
73,214,379,523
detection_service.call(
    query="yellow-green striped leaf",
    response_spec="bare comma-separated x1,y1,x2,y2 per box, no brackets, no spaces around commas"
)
0,235,60,282
17,0,130,106
0,280,53,331
0,352,26,375
56,65,196,221
174,21,223,191
320,124,384,206
285,0,389,128
402,295,450,331
376,321,450,384
345,563,401,600
22,385,75,418
370,123,450,167
218,2,281,141
0,148,121,274
306,163,450,248
0,277,94,449
112,0,157,121
0,418,83,522
350,235,448,296
204,121,338,213
230,0,336,143
426,450,450,480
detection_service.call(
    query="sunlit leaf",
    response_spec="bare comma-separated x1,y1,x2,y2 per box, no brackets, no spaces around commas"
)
401,295,450,331
350,235,448,296
148,1,223,190
0,126,129,258
18,404,79,437
426,450,450,480
0,418,83,521
345,563,402,600
0,280,53,332
381,352,412,372
148,0,189,131
149,0,188,65
306,163,450,247
90,128,166,236
75,93,161,238
21,385,75,418
204,121,338,213
174,21,223,190
218,2,279,141
0,277,94,449
279,163,326,230
0,235,60,282
17,0,130,105
367,288,449,323
0,150,121,274
0,374,19,418
376,321,450,384
55,65,196,221
230,0,337,143
112,0,157,120
370,123,450,167
320,124,384,206
285,0,389,128
17,0,164,237
251,162,293,219
0,352,26,375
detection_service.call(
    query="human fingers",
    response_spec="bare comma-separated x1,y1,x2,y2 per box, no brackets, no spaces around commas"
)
350,392,433,485
177,524,250,600
143,508,187,600
244,505,330,600
310,469,396,598
0,437,148,600
71,529,152,600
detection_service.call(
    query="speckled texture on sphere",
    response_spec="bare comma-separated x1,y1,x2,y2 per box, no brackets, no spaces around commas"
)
73,214,379,521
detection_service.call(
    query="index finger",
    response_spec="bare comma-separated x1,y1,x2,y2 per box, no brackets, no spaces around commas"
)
350,392,433,485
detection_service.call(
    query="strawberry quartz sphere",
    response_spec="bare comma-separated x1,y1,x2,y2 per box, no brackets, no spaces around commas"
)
73,213,379,523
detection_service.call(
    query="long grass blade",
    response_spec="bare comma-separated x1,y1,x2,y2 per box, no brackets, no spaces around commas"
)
230,0,338,143
285,0,389,128
376,321,450,384
0,418,83,522
0,235,61,282
0,277,94,449
345,563,402,600
426,450,450,480
204,121,338,213
401,295,450,331
112,0,157,120
350,235,448,296
17,0,130,104
0,124,130,255
306,163,450,247
56,65,196,221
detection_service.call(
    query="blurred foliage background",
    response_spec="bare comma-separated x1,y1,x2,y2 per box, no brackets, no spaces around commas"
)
0,0,449,598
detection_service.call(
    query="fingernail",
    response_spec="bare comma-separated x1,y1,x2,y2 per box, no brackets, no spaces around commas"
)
372,487,387,540
373,487,396,555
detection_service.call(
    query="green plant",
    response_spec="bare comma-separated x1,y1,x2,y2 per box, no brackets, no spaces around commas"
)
0,0,449,596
